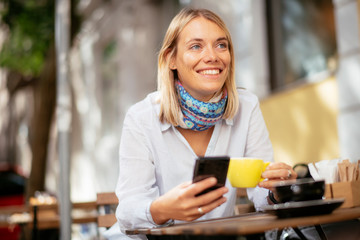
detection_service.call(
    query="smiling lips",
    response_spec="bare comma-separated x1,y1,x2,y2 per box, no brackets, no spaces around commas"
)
198,69,221,75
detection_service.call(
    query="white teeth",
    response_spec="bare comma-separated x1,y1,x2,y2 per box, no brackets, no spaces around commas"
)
199,69,220,75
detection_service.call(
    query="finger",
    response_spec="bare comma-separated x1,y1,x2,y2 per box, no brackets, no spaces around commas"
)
179,181,193,189
262,168,295,180
266,162,292,171
191,196,227,217
258,179,280,189
186,177,217,197
193,186,228,207
204,195,227,212
259,170,297,189
286,168,297,179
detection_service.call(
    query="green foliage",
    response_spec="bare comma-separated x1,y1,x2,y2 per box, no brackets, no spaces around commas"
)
0,0,55,76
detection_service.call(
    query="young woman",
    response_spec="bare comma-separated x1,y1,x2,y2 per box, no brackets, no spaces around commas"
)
114,8,296,239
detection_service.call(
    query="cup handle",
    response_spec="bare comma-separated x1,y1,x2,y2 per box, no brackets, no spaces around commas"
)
260,162,271,182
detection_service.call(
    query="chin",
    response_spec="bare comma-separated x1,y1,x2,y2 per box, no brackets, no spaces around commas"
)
199,87,224,100
205,82,225,93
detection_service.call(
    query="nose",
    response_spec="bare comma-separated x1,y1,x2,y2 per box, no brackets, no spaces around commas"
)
203,46,218,62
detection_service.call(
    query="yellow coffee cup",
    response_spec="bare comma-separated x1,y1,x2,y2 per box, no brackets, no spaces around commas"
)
227,158,270,188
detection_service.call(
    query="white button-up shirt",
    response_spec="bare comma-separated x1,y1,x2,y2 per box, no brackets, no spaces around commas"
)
115,89,274,239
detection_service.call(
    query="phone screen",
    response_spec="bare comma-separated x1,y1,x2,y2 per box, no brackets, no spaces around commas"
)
192,156,230,196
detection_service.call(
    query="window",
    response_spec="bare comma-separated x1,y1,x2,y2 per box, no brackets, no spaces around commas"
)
266,0,337,90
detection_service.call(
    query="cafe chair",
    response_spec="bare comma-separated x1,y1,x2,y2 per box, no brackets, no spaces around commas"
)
30,193,98,240
234,188,255,215
96,192,118,229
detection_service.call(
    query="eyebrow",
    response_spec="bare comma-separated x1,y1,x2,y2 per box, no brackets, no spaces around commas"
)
185,37,228,45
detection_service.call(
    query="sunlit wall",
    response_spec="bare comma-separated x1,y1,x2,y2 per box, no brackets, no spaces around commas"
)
260,77,339,166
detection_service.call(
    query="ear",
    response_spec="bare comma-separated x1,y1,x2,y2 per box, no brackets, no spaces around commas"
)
166,50,177,70
169,58,176,70
170,62,177,70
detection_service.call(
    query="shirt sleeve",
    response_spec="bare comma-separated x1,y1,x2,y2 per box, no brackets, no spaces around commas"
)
244,97,274,211
115,107,160,231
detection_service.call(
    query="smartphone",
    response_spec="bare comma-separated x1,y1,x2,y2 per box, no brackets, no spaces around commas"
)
192,156,230,196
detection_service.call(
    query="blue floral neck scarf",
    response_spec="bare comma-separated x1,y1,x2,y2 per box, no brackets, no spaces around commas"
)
175,80,228,131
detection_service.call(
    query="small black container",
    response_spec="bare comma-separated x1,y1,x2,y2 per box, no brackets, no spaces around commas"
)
274,178,325,203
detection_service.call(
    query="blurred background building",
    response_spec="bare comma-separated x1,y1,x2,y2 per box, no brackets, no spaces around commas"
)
0,0,359,210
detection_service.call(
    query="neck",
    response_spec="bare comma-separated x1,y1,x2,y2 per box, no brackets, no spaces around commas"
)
175,80,227,131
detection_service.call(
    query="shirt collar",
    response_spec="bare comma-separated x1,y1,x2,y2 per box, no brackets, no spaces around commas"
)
153,98,172,132
160,121,172,132
225,118,233,126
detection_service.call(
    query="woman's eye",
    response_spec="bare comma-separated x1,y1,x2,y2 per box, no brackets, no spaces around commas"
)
190,44,201,50
218,43,227,49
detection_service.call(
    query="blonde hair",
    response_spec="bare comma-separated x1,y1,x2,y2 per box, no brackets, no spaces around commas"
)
157,8,239,125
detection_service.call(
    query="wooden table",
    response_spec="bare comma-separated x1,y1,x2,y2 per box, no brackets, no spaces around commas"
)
126,207,360,239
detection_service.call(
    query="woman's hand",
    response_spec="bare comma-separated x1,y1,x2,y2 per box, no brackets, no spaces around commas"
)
150,177,228,225
258,162,297,192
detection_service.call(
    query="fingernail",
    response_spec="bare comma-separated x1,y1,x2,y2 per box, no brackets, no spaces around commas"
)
210,177,217,183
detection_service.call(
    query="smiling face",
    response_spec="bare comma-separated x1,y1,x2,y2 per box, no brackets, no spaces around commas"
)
171,17,231,102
